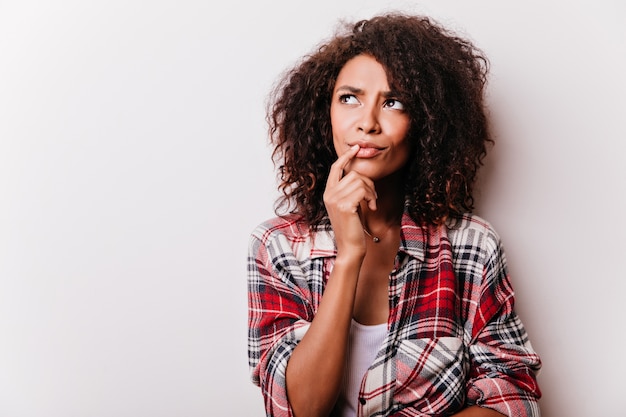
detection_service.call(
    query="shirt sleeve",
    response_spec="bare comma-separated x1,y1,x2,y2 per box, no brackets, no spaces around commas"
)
247,226,314,417
465,228,542,417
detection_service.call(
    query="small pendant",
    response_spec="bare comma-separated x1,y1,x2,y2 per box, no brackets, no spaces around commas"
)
372,236,381,243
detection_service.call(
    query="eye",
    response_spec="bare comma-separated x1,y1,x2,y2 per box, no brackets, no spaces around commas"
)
384,98,405,110
339,94,359,104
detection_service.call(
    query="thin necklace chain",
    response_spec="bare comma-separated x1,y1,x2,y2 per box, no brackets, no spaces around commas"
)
363,227,381,243
363,223,396,243
361,213,400,243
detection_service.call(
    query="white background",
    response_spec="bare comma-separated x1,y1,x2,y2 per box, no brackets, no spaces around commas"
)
1,1,624,416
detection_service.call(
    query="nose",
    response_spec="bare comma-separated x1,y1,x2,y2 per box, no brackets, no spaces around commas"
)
358,105,381,134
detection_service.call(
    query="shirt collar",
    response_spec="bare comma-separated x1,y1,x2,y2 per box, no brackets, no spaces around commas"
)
309,208,427,262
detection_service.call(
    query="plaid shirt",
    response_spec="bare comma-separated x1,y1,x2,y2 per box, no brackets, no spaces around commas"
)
248,211,542,417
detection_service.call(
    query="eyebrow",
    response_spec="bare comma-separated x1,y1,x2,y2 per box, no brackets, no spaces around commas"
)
335,85,395,98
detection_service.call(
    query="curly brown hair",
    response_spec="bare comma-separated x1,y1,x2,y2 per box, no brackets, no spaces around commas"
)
267,12,491,227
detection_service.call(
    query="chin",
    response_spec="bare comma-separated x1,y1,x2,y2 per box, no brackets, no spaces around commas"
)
351,168,386,181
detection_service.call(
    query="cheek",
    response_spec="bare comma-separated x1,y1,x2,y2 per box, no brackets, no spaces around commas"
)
395,125,412,164
393,140,410,163
330,110,352,149
383,113,410,135
330,107,340,137
330,109,349,134
330,121,343,156
388,120,411,147
397,119,411,139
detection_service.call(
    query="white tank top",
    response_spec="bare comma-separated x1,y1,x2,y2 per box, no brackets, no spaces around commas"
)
336,319,387,417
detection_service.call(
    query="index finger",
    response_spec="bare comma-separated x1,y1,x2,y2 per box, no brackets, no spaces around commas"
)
328,144,359,185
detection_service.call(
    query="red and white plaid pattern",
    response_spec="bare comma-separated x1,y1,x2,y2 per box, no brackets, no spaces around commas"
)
248,211,541,416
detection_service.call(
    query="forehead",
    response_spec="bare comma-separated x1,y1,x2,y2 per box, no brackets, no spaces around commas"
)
334,54,390,90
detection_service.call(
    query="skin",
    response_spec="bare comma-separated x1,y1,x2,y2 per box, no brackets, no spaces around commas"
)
284,55,504,417
329,54,410,326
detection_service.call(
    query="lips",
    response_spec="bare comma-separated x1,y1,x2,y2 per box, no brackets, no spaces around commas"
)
355,147,383,158
349,141,386,159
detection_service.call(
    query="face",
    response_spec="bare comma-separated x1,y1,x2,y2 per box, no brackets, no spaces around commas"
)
330,54,411,181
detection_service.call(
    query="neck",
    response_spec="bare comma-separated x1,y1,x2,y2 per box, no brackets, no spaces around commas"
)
359,172,405,234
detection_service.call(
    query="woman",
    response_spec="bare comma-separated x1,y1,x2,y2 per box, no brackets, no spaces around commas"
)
247,12,542,417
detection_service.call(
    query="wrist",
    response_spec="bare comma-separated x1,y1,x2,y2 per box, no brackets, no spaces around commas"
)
334,250,365,268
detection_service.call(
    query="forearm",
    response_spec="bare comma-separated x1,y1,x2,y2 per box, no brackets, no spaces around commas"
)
451,406,506,417
285,257,362,417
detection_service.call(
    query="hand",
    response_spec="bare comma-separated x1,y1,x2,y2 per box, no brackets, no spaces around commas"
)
323,145,377,259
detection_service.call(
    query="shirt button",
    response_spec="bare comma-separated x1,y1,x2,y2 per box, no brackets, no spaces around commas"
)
359,397,366,405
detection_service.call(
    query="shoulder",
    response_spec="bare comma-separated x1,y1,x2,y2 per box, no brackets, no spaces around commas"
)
250,215,336,263
445,213,503,255
250,215,326,261
250,214,312,245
